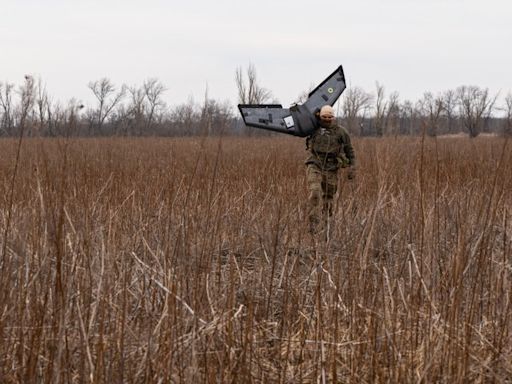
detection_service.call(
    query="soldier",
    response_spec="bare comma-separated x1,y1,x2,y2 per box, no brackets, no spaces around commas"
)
305,105,356,234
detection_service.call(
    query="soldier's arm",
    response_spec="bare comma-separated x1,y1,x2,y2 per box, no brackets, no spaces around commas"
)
342,130,356,167
343,133,356,180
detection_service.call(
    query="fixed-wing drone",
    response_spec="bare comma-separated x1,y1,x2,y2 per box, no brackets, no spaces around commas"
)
238,65,346,137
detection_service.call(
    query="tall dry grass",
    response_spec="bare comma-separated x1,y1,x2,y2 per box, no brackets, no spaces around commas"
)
0,135,510,383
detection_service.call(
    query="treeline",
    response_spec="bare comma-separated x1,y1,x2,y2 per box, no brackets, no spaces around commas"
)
342,83,512,137
1,73,511,138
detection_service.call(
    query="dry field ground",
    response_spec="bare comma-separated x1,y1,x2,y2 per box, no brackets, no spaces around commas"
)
0,135,511,383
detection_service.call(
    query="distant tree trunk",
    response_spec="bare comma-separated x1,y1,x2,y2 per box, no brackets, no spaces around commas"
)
144,78,166,133
0,81,15,135
417,92,443,137
88,78,126,135
373,82,387,136
235,63,272,105
385,92,400,136
128,85,146,135
399,100,417,135
504,93,512,136
442,89,457,134
341,86,373,135
18,75,36,137
235,64,273,137
456,85,497,138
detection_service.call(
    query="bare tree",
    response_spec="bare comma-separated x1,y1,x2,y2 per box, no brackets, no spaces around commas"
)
34,77,52,136
170,98,199,135
127,85,146,135
17,75,36,136
417,92,444,136
385,91,400,136
341,86,373,135
122,79,166,135
398,100,418,135
456,85,497,138
200,85,212,136
0,81,15,135
46,100,83,136
371,82,400,136
143,78,166,132
504,92,512,136
199,85,232,136
87,78,126,134
64,100,84,136
46,99,55,136
201,98,232,136
235,63,273,104
373,82,387,136
441,89,457,134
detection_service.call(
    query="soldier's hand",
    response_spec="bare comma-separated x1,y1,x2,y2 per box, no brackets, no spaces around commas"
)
337,155,349,169
347,167,356,180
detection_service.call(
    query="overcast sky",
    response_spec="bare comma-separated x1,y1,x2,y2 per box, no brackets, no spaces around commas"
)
3,0,511,109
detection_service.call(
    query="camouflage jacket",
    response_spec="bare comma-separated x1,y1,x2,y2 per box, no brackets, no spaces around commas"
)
305,123,355,171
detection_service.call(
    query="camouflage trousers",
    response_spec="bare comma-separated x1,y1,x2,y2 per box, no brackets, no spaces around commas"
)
306,164,338,233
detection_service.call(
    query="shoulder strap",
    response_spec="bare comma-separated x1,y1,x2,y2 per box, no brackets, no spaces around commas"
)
335,125,345,143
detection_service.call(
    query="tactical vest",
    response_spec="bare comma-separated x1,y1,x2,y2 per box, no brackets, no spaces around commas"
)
308,126,344,155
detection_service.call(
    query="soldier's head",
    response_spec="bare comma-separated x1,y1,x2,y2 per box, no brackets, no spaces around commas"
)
319,105,335,127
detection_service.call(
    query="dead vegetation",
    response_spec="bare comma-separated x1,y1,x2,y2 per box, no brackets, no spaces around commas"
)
0,136,511,382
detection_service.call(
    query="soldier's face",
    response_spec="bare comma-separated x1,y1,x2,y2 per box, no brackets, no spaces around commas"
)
319,114,335,127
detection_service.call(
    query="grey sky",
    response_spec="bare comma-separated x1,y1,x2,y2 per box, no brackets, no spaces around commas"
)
3,0,511,109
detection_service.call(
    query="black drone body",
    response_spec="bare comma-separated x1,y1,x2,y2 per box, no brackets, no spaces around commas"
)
238,65,346,137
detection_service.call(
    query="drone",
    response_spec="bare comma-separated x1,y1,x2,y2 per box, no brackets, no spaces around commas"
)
238,65,346,137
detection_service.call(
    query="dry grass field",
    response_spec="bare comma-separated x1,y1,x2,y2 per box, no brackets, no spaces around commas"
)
0,135,511,383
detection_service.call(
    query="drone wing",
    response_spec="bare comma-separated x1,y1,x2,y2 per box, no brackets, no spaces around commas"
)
238,104,299,135
238,65,346,137
237,104,318,137
303,65,346,115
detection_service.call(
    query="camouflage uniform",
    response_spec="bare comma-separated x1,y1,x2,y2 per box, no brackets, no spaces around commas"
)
305,123,355,232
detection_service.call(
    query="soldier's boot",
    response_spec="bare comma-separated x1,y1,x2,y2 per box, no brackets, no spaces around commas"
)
322,201,333,218
308,187,322,235
321,200,334,240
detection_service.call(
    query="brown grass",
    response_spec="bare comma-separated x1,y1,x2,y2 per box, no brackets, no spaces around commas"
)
0,135,511,383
